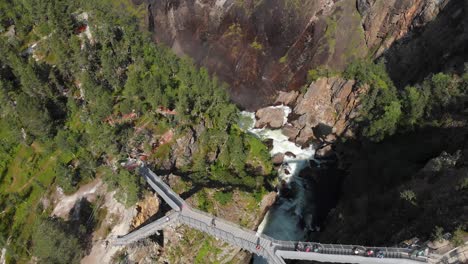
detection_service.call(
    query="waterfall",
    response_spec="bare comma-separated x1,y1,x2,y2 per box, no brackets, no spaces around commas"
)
239,107,317,247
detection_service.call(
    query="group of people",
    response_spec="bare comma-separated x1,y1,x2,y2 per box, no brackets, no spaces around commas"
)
296,243,320,253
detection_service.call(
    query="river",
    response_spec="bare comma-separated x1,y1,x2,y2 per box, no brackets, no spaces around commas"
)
239,106,318,263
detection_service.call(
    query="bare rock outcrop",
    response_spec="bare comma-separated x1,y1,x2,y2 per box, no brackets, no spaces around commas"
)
284,77,362,148
255,107,285,128
133,0,461,110
131,194,160,228
275,91,299,106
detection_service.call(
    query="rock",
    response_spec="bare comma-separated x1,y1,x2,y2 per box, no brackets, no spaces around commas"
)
282,124,300,140
296,127,316,147
255,107,285,128
315,145,334,159
271,153,285,165
285,151,296,158
422,151,461,173
173,130,194,169
356,0,373,16
288,77,360,147
255,192,277,228
132,194,160,228
275,91,299,106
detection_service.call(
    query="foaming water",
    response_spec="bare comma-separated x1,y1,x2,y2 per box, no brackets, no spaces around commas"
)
239,108,316,263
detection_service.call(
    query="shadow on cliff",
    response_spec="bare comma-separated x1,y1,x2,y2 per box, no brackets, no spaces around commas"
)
318,124,468,245
382,0,467,89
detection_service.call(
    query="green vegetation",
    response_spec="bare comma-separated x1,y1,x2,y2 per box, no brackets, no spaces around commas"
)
279,55,288,64
196,189,215,213
225,23,243,38
400,190,416,205
324,15,338,53
250,38,263,51
32,218,84,264
344,59,467,141
451,226,466,246
432,226,445,243
307,66,339,82
214,191,233,205
0,0,273,262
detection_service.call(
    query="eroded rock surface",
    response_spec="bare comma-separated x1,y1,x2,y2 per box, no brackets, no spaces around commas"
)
255,106,286,128
133,0,457,110
283,77,362,148
131,194,160,228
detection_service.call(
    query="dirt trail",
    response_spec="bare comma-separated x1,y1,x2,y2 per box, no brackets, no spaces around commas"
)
52,179,102,219
81,190,136,264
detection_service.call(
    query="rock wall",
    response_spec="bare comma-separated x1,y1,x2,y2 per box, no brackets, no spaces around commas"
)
132,0,454,110
255,76,364,158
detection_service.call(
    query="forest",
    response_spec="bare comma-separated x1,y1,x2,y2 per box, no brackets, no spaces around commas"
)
0,0,272,262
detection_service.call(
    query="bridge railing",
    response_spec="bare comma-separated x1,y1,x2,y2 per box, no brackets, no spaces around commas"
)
178,214,282,263
139,166,185,207
137,164,430,263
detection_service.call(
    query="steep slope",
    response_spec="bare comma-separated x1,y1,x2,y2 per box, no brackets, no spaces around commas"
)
133,0,454,109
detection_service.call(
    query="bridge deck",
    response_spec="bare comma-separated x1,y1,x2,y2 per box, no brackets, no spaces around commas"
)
113,163,438,264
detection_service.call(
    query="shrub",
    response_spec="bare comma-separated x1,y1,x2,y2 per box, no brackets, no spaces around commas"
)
214,191,233,205
400,189,417,205
432,226,444,243
451,226,466,246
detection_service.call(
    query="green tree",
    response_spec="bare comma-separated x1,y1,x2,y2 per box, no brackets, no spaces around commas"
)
401,86,428,127
32,218,83,264
16,93,53,139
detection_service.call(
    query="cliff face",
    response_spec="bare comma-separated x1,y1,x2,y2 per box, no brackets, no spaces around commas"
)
133,0,453,110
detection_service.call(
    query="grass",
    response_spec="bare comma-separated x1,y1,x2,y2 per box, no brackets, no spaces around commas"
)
196,189,214,213
0,141,62,258
194,239,222,264
245,135,272,174
214,191,233,205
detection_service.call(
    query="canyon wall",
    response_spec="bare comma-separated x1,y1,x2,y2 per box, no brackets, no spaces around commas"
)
133,0,456,110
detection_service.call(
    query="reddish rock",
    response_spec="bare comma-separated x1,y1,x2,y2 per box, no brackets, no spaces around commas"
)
272,153,285,165
296,127,316,147
255,107,285,128
275,91,299,106
282,124,300,140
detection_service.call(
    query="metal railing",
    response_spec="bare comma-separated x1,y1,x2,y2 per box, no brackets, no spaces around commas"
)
129,164,435,263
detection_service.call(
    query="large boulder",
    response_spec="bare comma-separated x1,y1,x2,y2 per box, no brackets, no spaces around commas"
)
289,77,358,146
275,91,299,106
255,107,285,128
282,124,300,140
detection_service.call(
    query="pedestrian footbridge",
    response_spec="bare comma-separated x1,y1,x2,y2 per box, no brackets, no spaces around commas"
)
113,161,441,264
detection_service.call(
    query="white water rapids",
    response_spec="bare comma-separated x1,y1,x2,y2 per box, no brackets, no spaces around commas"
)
239,106,317,263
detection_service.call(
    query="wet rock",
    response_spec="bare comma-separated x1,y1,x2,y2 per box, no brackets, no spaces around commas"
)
285,151,296,158
255,107,285,128
275,91,299,106
272,153,285,165
256,192,278,228
315,144,334,159
282,124,300,140
296,127,316,147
